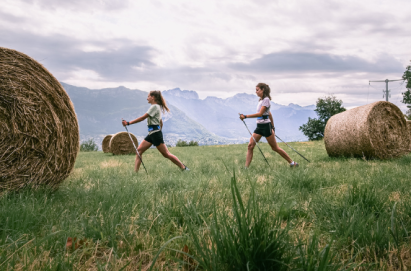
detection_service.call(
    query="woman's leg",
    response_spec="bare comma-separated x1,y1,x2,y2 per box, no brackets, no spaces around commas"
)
246,133,263,168
135,140,152,172
265,132,293,163
156,143,185,169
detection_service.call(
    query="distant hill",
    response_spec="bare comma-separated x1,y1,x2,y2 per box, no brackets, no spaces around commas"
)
62,83,224,148
62,83,317,148
163,88,317,142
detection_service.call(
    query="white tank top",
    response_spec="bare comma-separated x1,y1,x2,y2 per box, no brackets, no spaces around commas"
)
256,97,271,124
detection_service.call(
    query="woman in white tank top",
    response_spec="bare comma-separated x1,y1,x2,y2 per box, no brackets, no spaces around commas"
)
122,91,189,172
240,83,298,168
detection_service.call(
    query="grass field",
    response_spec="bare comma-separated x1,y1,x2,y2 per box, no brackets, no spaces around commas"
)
1,140,411,270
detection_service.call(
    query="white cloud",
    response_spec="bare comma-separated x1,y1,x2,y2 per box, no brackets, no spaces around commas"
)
1,0,410,109
20,0,131,12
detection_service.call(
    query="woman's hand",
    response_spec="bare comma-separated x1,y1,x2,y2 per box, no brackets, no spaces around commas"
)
240,106,267,120
123,114,149,126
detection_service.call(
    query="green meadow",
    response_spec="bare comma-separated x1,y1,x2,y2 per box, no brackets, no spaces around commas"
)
1,140,411,270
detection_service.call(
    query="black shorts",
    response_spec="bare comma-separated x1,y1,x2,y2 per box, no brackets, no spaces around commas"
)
254,123,274,137
144,131,164,146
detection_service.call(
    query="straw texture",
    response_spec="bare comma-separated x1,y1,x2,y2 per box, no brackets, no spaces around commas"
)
109,132,138,155
324,101,410,159
0,47,80,191
102,135,113,153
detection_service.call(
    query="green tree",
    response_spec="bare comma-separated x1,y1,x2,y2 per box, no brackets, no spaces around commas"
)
299,95,346,140
80,138,99,152
401,62,411,119
299,118,325,141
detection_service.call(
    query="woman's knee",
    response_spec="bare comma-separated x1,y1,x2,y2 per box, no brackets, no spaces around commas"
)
248,143,255,151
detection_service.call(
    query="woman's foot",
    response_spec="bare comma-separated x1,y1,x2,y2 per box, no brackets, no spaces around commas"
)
290,161,299,167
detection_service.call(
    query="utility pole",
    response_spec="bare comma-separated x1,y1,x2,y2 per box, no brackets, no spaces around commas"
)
369,78,403,102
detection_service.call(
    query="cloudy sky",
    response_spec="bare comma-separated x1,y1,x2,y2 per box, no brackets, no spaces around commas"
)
2,0,410,109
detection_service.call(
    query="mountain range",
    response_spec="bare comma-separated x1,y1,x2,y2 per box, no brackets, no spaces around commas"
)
61,83,316,148
162,88,316,142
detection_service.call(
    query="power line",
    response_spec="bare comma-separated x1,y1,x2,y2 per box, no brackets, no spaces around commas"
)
368,78,404,102
367,83,370,104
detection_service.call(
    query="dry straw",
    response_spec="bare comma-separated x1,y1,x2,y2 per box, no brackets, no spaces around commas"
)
109,132,138,155
0,47,80,192
102,135,113,153
324,101,410,159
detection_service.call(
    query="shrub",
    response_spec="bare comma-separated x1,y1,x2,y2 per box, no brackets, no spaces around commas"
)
80,138,98,152
176,139,199,147
176,140,188,147
188,140,199,146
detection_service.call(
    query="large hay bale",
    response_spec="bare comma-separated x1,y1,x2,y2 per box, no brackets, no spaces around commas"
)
102,135,113,153
109,132,138,155
324,101,410,159
0,47,79,191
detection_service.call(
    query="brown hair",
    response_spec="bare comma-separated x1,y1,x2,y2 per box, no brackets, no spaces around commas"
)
149,90,170,113
256,83,271,101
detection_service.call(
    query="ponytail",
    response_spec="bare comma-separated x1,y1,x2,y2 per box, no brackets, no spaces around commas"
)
149,90,170,113
256,83,271,101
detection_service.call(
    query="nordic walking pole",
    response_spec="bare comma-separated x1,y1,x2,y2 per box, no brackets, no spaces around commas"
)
122,119,148,174
239,114,270,166
274,134,311,163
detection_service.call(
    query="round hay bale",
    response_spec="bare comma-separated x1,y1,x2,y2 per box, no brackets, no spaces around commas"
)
324,101,410,159
102,135,113,153
0,47,80,191
109,132,138,155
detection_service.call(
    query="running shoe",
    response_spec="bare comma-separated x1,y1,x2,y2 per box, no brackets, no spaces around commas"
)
290,161,299,167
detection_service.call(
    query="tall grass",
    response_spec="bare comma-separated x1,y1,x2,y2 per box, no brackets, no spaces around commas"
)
187,172,290,270
1,141,410,270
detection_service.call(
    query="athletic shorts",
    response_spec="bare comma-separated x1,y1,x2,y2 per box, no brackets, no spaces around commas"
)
144,131,164,146
253,123,275,137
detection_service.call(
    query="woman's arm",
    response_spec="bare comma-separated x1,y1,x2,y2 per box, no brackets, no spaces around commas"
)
122,113,149,126
160,119,163,129
269,111,275,127
240,106,266,120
